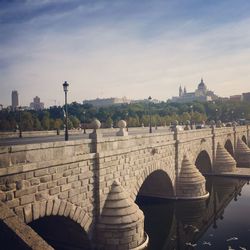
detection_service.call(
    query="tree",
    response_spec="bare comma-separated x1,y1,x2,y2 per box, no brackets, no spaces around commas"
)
70,116,80,129
105,117,113,128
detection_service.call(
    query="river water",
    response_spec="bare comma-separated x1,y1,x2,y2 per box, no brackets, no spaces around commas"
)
136,176,250,250
28,176,250,250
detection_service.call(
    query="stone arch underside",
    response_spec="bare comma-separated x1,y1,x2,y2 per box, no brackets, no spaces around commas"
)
136,169,175,199
225,139,234,157
195,150,212,174
242,135,247,145
29,215,92,250
17,199,92,235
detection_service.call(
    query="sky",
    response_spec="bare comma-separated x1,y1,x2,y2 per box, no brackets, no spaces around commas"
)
1,0,250,107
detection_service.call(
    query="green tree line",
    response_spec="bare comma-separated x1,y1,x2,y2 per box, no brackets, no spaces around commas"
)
0,100,249,131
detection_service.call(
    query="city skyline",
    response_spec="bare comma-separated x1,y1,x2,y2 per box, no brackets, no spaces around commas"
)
1,0,250,107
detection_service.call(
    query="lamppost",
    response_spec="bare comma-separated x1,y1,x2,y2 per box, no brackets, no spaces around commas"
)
83,110,86,134
148,96,152,133
215,108,218,123
18,106,23,138
126,112,129,132
63,81,69,141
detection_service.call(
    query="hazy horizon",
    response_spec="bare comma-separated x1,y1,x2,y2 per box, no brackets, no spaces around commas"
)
1,0,250,107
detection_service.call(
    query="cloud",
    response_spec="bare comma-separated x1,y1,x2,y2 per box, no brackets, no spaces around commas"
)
1,0,250,107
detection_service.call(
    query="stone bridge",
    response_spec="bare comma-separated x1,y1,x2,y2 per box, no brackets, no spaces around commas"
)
0,125,249,249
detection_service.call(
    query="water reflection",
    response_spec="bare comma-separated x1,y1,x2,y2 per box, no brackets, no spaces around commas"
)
136,177,248,250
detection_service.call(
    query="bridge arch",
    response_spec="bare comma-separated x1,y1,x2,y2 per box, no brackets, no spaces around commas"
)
195,150,212,174
134,169,174,200
225,139,234,157
242,135,247,145
29,215,92,250
21,199,92,234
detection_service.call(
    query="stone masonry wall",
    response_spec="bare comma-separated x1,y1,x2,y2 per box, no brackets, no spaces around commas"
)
0,144,96,234
95,132,176,213
176,129,213,174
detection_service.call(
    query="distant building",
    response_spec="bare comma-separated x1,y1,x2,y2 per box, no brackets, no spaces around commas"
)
83,97,131,107
30,96,44,111
11,90,19,110
0,104,3,111
229,95,242,101
171,78,218,103
242,92,250,102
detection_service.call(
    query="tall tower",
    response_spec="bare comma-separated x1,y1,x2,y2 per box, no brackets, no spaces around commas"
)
184,86,187,95
179,85,183,97
11,90,19,110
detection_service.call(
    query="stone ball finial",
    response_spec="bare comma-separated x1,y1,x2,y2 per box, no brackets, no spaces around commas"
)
91,119,101,129
210,120,215,125
118,120,127,128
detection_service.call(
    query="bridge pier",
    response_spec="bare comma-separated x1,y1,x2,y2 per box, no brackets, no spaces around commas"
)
96,180,148,250
214,143,236,173
176,155,208,199
235,139,250,167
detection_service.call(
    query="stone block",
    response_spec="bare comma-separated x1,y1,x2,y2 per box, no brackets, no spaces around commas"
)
34,169,48,177
61,183,71,192
58,200,67,216
46,199,53,216
23,204,32,223
32,202,40,220
6,191,14,201
20,194,34,205
72,207,81,221
52,199,61,216
25,172,34,179
40,201,47,218
0,202,15,220
69,188,80,198
47,181,57,189
38,183,47,191
58,191,69,199
16,180,30,190
69,205,76,219
49,186,60,196
52,173,61,181
57,177,67,185
63,202,72,217
67,175,78,183
30,178,40,186
63,170,71,177
15,186,37,198
6,198,19,208
14,206,24,221
40,176,52,183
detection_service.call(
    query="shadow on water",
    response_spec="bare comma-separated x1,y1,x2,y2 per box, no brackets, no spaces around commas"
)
28,216,92,250
136,176,249,250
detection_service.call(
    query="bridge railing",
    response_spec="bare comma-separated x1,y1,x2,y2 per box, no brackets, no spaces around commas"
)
177,128,212,141
213,127,234,135
0,139,93,169
95,131,175,153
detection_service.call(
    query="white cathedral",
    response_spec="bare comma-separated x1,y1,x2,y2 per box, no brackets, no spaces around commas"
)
171,78,218,103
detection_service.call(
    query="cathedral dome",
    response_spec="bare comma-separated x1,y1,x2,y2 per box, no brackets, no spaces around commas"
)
198,78,207,91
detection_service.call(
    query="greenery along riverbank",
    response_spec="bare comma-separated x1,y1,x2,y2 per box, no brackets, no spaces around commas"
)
0,100,249,131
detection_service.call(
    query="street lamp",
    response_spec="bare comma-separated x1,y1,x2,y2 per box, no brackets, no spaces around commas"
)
148,96,152,133
18,106,23,138
63,81,69,141
83,110,86,134
215,108,218,123
126,112,129,132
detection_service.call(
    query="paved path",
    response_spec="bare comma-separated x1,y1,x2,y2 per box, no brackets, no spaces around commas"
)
214,168,250,178
0,127,171,146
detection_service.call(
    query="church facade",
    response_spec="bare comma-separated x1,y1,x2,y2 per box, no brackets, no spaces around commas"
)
171,78,218,103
